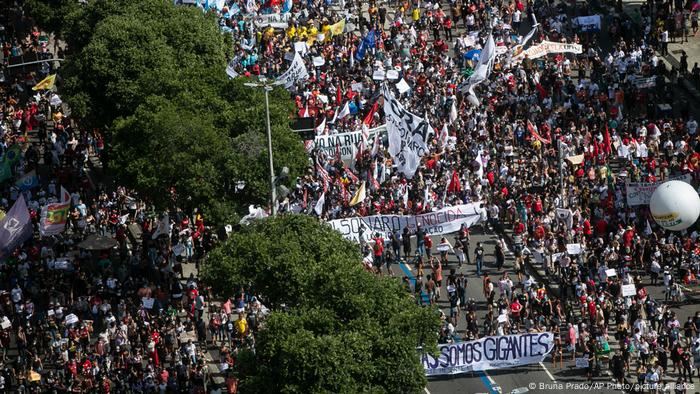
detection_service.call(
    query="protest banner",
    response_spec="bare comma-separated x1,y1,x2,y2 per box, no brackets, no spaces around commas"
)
253,12,292,29
382,85,435,178
276,52,309,89
312,125,385,162
421,332,555,376
513,41,582,62
328,203,484,242
625,174,692,206
634,76,656,89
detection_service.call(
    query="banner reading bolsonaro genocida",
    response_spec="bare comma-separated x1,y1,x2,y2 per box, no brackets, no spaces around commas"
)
422,332,555,376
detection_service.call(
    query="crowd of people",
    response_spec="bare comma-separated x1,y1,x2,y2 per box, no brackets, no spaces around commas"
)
224,0,700,390
1,0,700,391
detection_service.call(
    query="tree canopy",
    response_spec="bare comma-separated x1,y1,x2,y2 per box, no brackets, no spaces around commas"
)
27,0,307,224
201,214,439,394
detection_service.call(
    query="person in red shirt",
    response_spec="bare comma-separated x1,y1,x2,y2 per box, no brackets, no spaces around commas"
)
424,234,433,258
510,299,522,328
513,219,525,235
373,234,384,269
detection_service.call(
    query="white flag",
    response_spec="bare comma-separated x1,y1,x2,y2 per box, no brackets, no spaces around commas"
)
314,193,325,216
449,100,458,124
476,150,484,179
438,124,449,148
151,214,172,240
371,127,381,157
315,117,327,135
337,102,351,119
119,213,130,225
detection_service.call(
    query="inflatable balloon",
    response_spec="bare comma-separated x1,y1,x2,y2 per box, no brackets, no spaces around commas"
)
649,180,700,231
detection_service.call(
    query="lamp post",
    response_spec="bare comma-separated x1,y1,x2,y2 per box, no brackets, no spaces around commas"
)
244,82,277,216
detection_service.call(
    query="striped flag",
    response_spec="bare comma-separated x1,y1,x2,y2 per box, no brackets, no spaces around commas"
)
527,120,550,144
344,167,359,184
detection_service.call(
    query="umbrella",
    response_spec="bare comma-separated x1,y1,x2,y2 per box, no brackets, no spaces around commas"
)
464,49,481,61
78,234,118,251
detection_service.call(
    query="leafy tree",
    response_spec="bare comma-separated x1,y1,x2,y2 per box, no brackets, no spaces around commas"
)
202,215,439,393
27,0,307,224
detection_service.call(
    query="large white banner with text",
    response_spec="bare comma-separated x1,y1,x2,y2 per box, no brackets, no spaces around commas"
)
626,174,692,206
328,203,484,242
422,332,555,376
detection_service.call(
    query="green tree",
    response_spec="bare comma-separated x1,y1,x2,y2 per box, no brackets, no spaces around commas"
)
27,0,308,224
202,215,439,393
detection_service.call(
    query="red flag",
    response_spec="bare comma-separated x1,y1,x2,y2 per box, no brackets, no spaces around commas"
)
341,182,349,203
363,101,379,126
603,123,612,155
447,170,462,193
344,166,359,184
527,120,551,144
336,84,342,105
316,164,331,192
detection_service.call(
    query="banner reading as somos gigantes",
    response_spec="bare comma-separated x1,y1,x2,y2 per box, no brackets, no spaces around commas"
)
328,203,484,242
422,332,555,376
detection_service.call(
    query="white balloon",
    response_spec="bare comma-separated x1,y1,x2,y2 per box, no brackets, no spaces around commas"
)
649,180,700,231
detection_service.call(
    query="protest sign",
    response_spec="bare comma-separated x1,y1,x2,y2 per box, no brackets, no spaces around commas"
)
276,52,309,89
142,297,155,309
605,268,617,277
65,314,79,325
329,203,484,242
574,15,602,31
622,284,637,297
566,243,583,255
634,76,656,89
382,85,434,178
575,357,589,368
626,174,692,206
421,332,555,376
312,125,385,162
0,317,10,329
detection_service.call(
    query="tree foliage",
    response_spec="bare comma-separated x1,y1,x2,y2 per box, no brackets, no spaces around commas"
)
27,0,307,224
202,215,439,394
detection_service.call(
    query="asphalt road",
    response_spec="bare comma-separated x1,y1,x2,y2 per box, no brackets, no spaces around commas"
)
388,226,621,394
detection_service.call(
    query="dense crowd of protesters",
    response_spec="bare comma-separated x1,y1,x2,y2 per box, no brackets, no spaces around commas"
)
1,0,700,391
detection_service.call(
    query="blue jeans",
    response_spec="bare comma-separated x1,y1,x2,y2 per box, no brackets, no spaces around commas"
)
417,243,425,257
476,257,483,276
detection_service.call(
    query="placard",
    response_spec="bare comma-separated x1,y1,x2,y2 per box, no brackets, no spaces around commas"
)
621,284,636,297
566,243,583,255
372,69,386,81
0,317,10,329
436,244,451,252
497,314,508,323
395,78,411,94
605,268,617,277
575,357,589,368
312,56,325,67
65,313,79,325
142,297,155,309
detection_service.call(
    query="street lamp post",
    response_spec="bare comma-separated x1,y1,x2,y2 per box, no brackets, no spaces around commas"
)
244,82,277,215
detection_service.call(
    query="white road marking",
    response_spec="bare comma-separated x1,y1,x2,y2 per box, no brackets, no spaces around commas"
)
539,362,557,381
424,387,432,394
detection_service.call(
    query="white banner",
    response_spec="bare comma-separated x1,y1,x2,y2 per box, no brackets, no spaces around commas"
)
513,41,582,61
382,85,434,179
254,13,292,29
626,174,692,206
328,203,484,243
313,125,385,162
276,52,309,89
422,332,555,376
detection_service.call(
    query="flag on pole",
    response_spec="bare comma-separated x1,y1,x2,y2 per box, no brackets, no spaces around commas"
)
476,150,484,179
151,214,172,239
0,195,32,255
603,123,612,155
33,74,56,91
363,101,379,126
344,167,359,184
447,170,462,193
315,117,327,135
15,170,38,191
330,19,346,36
438,124,449,148
39,187,71,237
336,85,343,105
449,101,458,124
527,120,551,144
349,182,366,206
371,128,381,157
3,145,22,165
316,164,331,192
314,193,325,215
301,105,310,118
337,102,351,119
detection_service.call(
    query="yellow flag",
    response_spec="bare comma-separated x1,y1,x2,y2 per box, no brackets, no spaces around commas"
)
349,182,366,206
33,74,56,91
330,19,346,36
